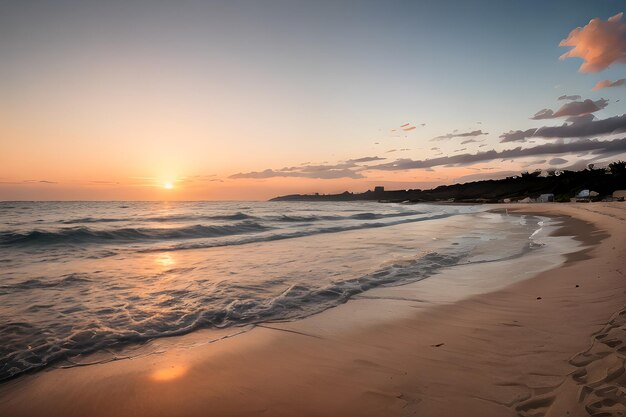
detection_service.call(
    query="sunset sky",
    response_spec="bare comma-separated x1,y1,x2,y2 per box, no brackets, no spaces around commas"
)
2,0,626,200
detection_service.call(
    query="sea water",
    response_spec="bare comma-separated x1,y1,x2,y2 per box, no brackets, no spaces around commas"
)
0,201,549,380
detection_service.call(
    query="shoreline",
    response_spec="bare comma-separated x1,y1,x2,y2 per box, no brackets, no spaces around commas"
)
0,203,624,417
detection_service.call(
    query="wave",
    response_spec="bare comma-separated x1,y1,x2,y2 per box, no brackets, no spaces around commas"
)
57,210,424,225
0,249,466,383
144,212,454,253
1,211,436,248
0,221,269,246
269,211,423,222
348,211,423,220
60,212,255,224
0,274,91,293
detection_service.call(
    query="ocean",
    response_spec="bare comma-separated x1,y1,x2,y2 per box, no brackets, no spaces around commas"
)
0,201,550,381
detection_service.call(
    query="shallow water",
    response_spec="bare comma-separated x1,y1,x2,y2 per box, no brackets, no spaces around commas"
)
0,201,546,381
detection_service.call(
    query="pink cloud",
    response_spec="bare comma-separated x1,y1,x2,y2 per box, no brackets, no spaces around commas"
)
559,12,626,72
593,78,626,90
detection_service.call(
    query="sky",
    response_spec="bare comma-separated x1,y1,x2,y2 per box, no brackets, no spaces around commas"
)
1,0,626,200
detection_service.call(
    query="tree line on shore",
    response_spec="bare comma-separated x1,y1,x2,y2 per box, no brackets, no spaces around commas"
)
271,161,626,203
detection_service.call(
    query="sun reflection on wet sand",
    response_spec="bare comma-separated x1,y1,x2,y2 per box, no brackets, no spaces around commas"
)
150,364,188,382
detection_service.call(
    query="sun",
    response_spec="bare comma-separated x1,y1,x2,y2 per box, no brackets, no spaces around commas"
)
163,182,174,189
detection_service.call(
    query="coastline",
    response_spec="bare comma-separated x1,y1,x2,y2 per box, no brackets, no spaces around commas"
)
0,203,624,417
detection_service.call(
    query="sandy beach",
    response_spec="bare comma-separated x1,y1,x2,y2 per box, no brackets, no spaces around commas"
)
0,202,625,417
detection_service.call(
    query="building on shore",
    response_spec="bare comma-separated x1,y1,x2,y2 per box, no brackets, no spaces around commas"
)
538,193,555,203
575,189,599,202
613,190,626,201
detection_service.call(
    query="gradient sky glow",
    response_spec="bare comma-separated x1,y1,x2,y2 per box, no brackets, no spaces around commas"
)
2,0,626,200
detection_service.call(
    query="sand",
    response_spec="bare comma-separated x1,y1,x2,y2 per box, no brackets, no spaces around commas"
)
0,202,625,417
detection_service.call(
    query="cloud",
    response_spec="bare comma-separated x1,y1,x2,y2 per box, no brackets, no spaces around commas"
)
347,156,385,163
460,138,484,144
230,165,365,180
500,128,537,143
593,78,626,90
22,180,58,184
230,157,373,180
549,157,568,165
530,99,608,119
565,113,596,124
500,113,626,142
370,138,626,171
558,94,582,101
431,129,488,141
559,12,626,72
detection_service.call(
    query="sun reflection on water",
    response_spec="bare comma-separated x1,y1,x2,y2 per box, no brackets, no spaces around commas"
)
155,253,175,267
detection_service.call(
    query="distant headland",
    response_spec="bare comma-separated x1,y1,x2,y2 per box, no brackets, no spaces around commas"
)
270,161,626,204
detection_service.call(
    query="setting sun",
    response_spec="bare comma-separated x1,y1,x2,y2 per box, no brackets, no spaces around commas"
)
163,182,174,190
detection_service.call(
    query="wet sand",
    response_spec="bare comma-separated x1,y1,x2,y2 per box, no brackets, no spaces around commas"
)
0,203,625,417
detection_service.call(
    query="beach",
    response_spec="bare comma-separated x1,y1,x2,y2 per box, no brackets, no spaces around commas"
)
0,202,625,417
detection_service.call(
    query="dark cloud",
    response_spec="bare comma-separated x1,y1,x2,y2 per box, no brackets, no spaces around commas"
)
230,158,369,180
230,167,364,180
500,128,537,143
370,138,626,171
549,157,568,165
431,130,488,141
460,138,484,144
593,78,626,91
230,156,382,180
347,156,385,163
530,99,608,120
22,180,58,184
500,114,626,142
558,94,582,101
